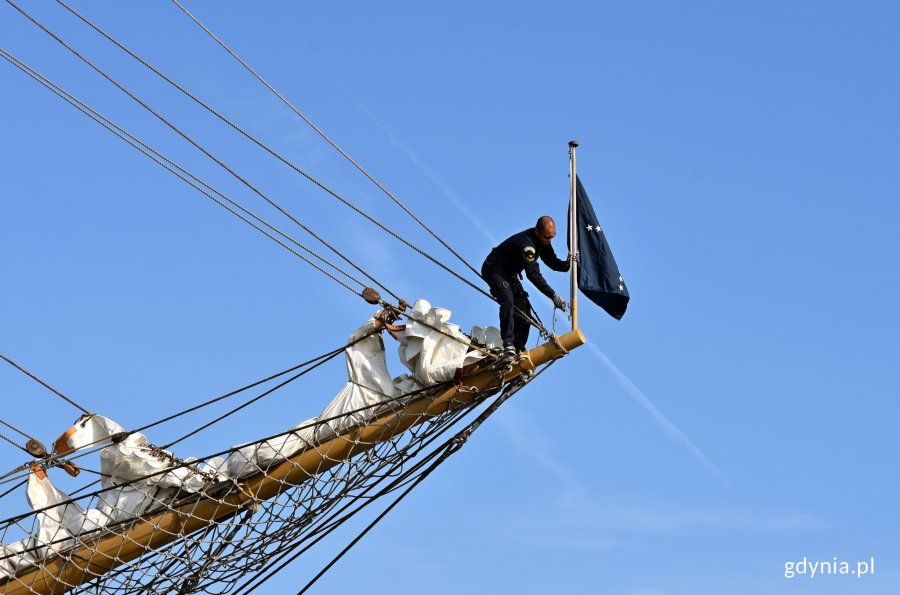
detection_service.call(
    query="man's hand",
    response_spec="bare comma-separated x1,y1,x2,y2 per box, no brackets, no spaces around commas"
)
552,294,567,311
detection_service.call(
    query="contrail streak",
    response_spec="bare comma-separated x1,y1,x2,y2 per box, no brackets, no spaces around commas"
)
344,94,499,245
378,127,499,245
588,342,732,488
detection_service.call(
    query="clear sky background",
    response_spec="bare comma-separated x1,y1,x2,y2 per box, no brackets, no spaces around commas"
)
1,2,898,594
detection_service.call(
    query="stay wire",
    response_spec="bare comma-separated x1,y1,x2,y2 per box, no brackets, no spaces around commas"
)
13,2,551,337
0,304,529,492
0,353,527,577
65,0,487,303
33,334,368,479
294,364,554,594
158,344,345,450
0,479,27,502
240,369,533,594
0,417,37,456
0,364,464,526
0,430,29,455
0,353,89,415
0,323,365,491
132,340,360,438
5,0,401,304
296,445,455,593
94,331,377,465
170,0,486,285
0,464,30,487
0,48,365,296
159,331,450,453
0,326,396,495
0,418,37,444
233,388,496,594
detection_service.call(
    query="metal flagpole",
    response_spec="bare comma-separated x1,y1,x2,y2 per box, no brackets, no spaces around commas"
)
568,140,579,330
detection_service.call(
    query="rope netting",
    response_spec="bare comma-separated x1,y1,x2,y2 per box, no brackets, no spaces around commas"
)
0,367,514,594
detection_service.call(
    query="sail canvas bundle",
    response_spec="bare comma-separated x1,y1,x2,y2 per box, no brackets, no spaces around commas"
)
395,299,497,385
0,300,502,583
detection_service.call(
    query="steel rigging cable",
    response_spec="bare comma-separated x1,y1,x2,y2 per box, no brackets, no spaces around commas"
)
243,363,555,595
0,327,373,490
0,48,368,298
9,1,554,341
169,0,486,284
0,46,554,487
4,0,402,304
0,417,45,459
54,0,492,303
0,419,37,447
0,430,30,455
0,353,89,415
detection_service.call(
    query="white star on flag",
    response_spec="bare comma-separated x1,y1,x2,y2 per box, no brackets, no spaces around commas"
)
586,224,593,231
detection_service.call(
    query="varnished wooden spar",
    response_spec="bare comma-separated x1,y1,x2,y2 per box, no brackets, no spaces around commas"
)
1,330,585,595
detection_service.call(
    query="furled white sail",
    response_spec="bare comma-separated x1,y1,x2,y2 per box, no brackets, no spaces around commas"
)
0,302,500,580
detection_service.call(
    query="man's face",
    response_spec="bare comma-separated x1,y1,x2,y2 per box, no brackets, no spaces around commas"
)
536,221,556,247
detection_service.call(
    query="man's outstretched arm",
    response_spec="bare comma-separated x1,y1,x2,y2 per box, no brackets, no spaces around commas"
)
525,261,559,300
540,243,570,272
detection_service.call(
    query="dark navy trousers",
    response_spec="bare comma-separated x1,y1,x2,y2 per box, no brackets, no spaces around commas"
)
482,263,531,352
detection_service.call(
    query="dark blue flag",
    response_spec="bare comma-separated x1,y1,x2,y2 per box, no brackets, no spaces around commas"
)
568,176,629,320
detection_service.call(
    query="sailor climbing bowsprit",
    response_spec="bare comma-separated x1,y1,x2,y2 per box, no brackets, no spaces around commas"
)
482,215,571,360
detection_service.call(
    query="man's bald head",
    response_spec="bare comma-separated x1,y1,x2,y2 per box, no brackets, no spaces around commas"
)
534,216,556,246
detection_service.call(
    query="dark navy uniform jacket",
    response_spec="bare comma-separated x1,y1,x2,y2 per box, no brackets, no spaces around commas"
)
482,228,569,299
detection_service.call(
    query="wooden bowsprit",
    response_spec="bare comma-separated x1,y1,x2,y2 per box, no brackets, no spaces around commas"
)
1,330,584,595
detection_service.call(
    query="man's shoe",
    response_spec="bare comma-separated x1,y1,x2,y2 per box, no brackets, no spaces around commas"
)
501,345,517,360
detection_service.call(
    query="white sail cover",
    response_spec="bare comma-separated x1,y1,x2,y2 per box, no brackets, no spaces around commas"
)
55,415,216,524
0,301,501,577
395,299,498,384
315,318,398,441
26,470,100,557
0,467,109,577
0,538,36,579
220,416,318,479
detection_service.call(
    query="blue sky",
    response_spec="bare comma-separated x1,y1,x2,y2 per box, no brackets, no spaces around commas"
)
1,2,898,594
